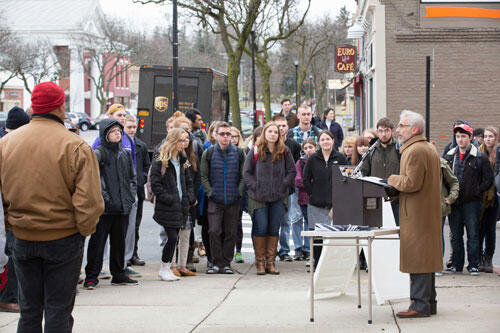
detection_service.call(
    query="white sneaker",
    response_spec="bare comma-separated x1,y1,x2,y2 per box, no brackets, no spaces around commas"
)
159,263,179,281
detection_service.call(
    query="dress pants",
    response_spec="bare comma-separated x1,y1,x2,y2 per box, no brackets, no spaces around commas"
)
409,273,436,315
207,200,240,268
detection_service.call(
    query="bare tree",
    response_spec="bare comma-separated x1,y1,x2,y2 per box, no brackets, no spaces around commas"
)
133,0,262,130
0,23,20,96
74,18,134,114
248,0,311,121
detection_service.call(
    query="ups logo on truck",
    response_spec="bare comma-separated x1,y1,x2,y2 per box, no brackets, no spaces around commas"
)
154,96,169,112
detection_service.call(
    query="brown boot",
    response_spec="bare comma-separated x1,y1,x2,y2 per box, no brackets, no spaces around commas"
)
265,236,280,275
253,236,266,275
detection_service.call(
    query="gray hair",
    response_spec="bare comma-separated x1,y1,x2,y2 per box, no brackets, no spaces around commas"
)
400,110,424,135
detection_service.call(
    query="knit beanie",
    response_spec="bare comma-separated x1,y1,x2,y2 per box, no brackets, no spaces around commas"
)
6,106,30,130
30,82,65,114
107,103,125,116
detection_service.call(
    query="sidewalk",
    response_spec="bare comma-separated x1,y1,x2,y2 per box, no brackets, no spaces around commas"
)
1,260,499,332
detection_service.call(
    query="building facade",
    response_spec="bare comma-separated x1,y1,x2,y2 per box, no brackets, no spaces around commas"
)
0,0,131,118
349,0,500,148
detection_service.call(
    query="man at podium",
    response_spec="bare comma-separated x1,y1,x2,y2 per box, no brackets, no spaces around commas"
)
387,110,442,318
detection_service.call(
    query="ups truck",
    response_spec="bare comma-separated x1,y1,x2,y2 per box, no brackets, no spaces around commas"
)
136,65,229,150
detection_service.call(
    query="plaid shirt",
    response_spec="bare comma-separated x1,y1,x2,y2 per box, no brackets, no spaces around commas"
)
289,125,320,145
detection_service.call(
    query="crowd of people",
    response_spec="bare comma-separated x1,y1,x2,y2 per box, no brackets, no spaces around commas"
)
0,82,498,329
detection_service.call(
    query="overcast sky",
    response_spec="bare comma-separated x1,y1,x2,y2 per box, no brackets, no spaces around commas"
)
99,0,357,32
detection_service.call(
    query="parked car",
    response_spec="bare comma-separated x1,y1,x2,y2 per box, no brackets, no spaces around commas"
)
63,118,80,134
94,113,108,130
0,113,6,129
66,112,79,125
75,112,96,131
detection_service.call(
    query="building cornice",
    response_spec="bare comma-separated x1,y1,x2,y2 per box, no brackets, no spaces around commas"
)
394,28,500,42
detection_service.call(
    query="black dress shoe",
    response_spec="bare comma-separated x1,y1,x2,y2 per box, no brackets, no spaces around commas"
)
130,256,145,266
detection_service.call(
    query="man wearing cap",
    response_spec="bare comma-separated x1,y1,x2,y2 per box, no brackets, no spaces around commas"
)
0,81,104,331
443,123,493,276
0,106,30,313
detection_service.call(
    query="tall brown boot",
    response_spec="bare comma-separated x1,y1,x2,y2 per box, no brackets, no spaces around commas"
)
265,236,280,275
253,237,266,275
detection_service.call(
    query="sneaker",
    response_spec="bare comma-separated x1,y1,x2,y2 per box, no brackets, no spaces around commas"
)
468,267,480,276
279,254,293,262
293,249,304,261
302,251,310,261
206,265,220,274
222,266,234,274
234,252,244,263
98,270,111,279
435,271,443,277
111,276,139,286
443,266,461,274
124,267,142,278
83,281,98,290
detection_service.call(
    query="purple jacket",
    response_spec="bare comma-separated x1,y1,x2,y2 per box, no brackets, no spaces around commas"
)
295,157,309,206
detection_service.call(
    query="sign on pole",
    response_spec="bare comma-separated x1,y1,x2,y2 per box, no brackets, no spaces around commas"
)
335,45,356,73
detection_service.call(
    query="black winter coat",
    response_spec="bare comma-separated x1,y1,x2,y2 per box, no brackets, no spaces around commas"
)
134,137,151,188
443,145,493,204
151,156,195,228
95,118,137,215
303,149,348,209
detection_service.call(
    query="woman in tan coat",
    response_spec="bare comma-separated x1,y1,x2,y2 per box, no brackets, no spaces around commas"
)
388,110,442,319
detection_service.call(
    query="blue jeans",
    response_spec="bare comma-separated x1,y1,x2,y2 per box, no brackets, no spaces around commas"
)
479,195,499,256
252,200,285,237
292,205,310,253
279,191,302,255
448,201,481,270
13,233,84,333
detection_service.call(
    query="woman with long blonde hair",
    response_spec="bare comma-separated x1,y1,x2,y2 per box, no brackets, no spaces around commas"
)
151,128,195,281
478,126,499,273
243,122,296,275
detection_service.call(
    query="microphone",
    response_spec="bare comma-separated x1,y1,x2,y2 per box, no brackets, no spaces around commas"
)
352,139,380,177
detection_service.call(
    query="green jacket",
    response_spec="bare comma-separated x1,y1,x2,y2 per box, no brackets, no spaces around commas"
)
440,157,459,216
360,141,400,179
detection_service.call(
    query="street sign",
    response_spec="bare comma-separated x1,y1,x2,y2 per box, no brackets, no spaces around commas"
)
328,79,350,90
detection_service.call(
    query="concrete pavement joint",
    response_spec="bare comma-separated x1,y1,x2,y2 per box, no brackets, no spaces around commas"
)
189,263,254,332
388,300,402,333
0,318,18,329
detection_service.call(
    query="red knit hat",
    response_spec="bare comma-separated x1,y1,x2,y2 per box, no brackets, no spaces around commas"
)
31,82,65,114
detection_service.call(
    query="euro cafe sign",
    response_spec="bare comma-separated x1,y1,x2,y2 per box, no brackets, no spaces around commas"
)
335,46,356,73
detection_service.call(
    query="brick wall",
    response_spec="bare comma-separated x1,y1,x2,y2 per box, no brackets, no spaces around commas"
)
382,0,500,152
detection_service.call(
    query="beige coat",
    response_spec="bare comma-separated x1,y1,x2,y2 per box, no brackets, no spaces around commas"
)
388,135,443,273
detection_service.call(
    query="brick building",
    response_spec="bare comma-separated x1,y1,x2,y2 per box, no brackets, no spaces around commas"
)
348,0,500,149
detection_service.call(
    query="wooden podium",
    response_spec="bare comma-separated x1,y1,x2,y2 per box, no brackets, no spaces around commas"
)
332,166,392,228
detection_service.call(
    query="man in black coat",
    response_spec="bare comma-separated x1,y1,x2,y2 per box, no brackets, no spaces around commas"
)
124,115,151,266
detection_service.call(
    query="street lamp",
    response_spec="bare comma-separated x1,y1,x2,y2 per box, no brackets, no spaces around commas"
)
294,59,299,109
251,30,257,129
309,74,313,103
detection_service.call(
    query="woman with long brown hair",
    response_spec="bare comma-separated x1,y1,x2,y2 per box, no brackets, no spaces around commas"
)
478,126,499,273
243,122,296,275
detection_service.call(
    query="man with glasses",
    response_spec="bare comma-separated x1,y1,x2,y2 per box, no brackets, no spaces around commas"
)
201,122,245,274
387,110,442,318
361,117,401,225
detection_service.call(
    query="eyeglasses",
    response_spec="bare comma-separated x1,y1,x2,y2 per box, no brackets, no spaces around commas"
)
218,132,231,137
231,135,239,139
377,128,392,134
